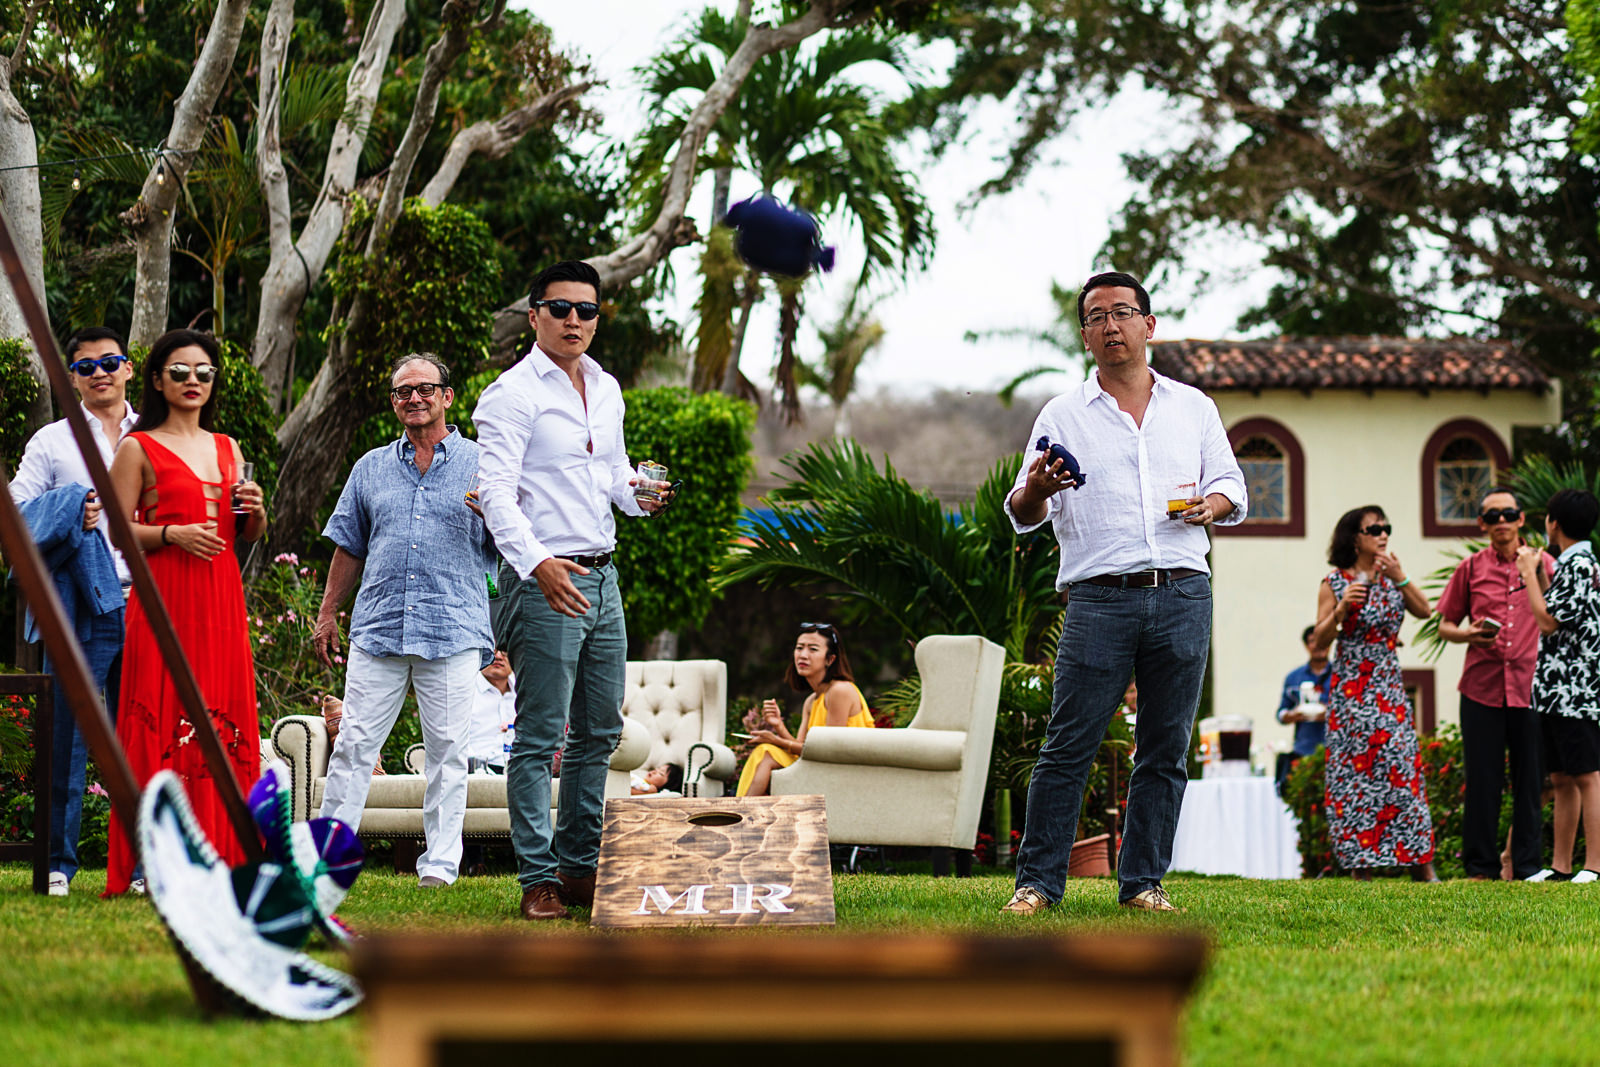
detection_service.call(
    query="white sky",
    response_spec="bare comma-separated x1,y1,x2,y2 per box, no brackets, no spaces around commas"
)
526,1,1275,396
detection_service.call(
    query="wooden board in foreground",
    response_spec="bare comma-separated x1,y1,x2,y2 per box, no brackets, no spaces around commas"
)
591,794,834,928
352,932,1210,1067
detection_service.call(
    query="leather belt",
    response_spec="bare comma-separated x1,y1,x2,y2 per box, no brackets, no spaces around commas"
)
1079,567,1203,589
557,553,612,569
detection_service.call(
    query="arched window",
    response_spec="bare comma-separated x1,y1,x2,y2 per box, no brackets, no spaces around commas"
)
1220,418,1305,538
1420,419,1511,537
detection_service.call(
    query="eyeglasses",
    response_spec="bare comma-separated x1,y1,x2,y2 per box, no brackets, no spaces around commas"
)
390,382,442,401
1480,507,1521,524
1361,523,1393,537
799,621,838,642
532,299,601,321
165,362,216,384
1081,305,1143,329
68,355,128,376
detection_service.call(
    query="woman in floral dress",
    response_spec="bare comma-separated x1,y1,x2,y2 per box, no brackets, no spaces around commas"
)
1311,506,1438,881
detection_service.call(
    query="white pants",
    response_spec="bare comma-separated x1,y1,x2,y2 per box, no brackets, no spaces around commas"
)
319,645,480,883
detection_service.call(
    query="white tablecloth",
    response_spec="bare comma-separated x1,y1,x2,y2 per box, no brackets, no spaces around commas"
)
1169,776,1301,879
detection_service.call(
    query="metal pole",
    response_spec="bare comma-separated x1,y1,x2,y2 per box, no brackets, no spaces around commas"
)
0,208,263,862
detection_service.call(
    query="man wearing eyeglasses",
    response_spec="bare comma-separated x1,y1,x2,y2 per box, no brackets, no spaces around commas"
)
12,326,136,897
1436,488,1552,880
312,353,495,889
1001,272,1247,915
472,260,671,922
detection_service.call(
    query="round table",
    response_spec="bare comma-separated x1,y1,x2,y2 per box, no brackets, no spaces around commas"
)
1168,776,1301,879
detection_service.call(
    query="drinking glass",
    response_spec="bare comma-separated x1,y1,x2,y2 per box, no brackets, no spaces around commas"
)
232,461,255,517
1167,480,1197,520
634,461,668,503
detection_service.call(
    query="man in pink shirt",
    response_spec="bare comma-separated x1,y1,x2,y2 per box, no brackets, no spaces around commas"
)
1436,487,1553,880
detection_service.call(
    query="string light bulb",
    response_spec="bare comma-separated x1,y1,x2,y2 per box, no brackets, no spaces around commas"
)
155,164,165,185
71,167,81,191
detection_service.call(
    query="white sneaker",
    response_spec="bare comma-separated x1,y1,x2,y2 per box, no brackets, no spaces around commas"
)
1573,870,1599,884
47,872,69,897
129,878,147,896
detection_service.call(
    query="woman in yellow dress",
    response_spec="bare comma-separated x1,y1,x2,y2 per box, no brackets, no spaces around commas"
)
736,622,873,797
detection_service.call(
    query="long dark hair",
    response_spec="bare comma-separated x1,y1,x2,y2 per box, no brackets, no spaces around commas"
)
132,329,222,433
785,622,856,693
1327,504,1386,568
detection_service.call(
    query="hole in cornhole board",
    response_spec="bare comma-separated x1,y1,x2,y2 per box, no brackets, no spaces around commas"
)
591,795,834,928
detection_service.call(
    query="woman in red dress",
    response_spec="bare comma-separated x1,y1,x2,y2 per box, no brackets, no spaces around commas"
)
104,329,266,894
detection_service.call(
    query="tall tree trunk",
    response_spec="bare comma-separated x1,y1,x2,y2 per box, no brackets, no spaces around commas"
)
720,279,760,394
121,0,252,349
0,51,53,432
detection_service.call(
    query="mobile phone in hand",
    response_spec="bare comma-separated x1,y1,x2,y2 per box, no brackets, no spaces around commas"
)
1479,617,1502,636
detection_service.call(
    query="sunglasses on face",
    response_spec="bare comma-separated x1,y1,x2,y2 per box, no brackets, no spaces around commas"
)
164,362,216,384
390,382,442,401
1081,305,1142,329
1361,523,1393,537
532,299,601,321
68,355,128,376
1480,507,1522,524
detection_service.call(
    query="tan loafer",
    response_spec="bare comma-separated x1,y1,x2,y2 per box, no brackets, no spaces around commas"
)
1000,886,1051,915
1120,885,1179,912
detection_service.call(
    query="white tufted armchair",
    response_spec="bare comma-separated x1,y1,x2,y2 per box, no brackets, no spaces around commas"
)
621,659,734,797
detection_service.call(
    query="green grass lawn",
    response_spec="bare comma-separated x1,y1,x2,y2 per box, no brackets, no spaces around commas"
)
5,864,1599,1065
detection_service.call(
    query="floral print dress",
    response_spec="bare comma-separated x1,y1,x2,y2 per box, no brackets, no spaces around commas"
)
1324,569,1435,869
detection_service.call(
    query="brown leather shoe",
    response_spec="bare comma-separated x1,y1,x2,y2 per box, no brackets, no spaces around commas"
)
556,870,596,908
519,882,571,921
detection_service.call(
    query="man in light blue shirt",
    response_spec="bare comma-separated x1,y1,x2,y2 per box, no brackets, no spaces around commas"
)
312,353,494,887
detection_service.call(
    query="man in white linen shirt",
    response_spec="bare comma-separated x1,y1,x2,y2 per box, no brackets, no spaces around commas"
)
12,326,137,896
1000,272,1247,915
473,260,671,922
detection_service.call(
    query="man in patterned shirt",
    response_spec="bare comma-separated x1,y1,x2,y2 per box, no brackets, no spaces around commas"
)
1517,488,1600,883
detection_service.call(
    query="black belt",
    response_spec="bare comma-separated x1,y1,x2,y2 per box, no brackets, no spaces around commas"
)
1079,567,1203,589
557,553,612,569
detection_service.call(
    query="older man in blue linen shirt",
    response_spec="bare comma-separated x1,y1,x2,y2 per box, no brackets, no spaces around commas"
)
1001,272,1248,915
473,260,671,922
311,353,494,888
12,326,137,897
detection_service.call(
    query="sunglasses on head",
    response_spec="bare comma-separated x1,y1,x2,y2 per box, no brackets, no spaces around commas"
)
1361,523,1393,537
799,621,838,642
532,299,601,321
1480,507,1521,524
68,355,128,377
390,382,441,401
164,362,216,384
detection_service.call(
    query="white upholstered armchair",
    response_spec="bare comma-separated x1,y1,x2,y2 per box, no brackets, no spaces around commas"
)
621,659,734,796
769,634,1004,850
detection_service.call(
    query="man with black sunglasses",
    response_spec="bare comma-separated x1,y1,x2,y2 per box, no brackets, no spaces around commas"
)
1436,488,1551,880
312,353,495,890
12,326,136,897
473,260,672,922
1001,272,1246,915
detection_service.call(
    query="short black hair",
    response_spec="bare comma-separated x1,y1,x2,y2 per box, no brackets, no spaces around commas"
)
1480,485,1519,507
1547,488,1599,541
1301,625,1316,646
1327,504,1387,568
663,763,684,794
132,329,222,434
1078,271,1151,323
63,326,127,361
389,352,450,389
529,260,602,305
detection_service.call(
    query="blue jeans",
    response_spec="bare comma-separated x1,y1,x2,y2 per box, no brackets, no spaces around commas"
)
496,560,626,891
1014,575,1211,902
44,607,125,881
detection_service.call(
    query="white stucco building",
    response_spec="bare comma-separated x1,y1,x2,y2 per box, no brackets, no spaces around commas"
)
1149,338,1563,755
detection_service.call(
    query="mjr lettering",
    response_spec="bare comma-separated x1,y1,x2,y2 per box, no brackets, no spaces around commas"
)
632,883,795,916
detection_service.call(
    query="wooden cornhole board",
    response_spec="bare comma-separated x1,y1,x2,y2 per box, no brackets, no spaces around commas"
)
591,794,834,928
353,932,1210,1067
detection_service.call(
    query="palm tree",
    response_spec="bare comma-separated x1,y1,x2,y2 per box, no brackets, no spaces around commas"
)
967,279,1089,407
799,284,884,439
632,8,934,421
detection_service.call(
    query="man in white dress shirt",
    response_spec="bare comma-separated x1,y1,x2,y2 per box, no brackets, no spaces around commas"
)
468,650,516,774
473,261,670,921
1000,273,1248,915
12,327,136,896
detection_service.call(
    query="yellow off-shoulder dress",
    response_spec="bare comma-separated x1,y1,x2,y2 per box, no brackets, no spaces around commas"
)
735,682,874,797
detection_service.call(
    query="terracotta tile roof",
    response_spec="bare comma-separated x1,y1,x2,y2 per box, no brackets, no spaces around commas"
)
1148,338,1552,394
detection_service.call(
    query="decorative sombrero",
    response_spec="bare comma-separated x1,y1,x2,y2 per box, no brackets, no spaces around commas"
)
138,770,362,1020
249,763,363,944
723,195,837,277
